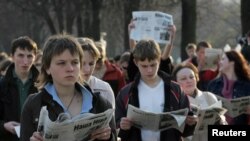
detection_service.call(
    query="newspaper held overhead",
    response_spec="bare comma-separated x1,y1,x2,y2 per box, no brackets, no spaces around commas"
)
130,11,173,44
127,104,188,133
190,101,227,134
37,106,114,141
215,95,250,118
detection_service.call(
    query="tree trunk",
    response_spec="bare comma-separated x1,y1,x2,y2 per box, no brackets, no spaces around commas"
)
124,0,140,51
181,0,196,61
91,0,102,41
43,11,57,34
65,1,76,34
53,0,64,33
241,0,250,35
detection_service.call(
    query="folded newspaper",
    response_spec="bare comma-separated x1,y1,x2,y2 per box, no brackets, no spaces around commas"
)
215,95,250,117
130,11,173,44
190,101,227,134
127,104,188,132
202,48,222,71
37,106,114,141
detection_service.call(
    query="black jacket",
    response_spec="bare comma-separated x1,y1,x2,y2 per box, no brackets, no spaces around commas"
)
20,83,117,141
0,63,39,141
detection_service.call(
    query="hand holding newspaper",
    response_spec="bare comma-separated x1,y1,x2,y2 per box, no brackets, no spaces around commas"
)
190,101,227,134
215,95,250,117
126,104,188,133
130,11,173,44
37,106,114,141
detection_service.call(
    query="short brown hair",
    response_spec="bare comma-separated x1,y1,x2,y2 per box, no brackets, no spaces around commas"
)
197,41,212,51
11,36,37,55
133,40,161,62
37,34,83,89
185,43,196,51
77,37,100,61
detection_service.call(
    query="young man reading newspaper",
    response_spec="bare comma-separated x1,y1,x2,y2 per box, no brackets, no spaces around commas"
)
115,39,197,141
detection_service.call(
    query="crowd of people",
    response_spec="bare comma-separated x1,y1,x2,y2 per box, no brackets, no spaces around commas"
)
0,21,250,141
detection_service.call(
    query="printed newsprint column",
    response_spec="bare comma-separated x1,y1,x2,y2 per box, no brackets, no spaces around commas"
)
126,104,188,132
190,101,227,134
215,95,250,118
130,11,173,44
37,106,114,141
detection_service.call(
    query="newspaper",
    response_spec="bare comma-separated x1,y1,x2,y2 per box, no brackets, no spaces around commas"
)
37,106,114,141
14,125,20,138
215,95,250,117
202,48,222,71
130,11,173,44
126,104,188,132
190,101,227,133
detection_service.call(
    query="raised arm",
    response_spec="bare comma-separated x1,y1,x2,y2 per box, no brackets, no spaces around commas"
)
161,24,176,60
128,19,136,51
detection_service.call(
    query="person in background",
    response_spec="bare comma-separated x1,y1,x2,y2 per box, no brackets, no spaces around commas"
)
77,37,115,109
241,30,250,65
0,58,12,79
20,34,116,141
194,41,219,91
119,51,131,84
115,39,196,141
113,54,121,68
0,36,39,141
172,62,226,141
207,50,250,125
0,52,9,63
182,43,197,65
93,41,126,97
127,20,175,83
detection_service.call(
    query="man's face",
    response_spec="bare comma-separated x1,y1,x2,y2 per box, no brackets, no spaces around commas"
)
12,48,35,74
187,48,196,58
197,47,205,60
135,58,160,82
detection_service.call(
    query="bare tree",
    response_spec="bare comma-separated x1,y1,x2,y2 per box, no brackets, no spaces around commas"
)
8,0,103,40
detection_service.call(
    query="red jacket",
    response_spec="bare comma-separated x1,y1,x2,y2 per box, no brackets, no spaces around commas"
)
102,60,126,97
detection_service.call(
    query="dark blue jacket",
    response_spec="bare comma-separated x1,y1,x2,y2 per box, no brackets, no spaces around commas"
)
207,76,250,124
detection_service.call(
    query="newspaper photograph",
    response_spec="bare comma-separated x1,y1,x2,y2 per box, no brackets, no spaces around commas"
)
215,95,250,117
190,101,227,133
202,48,222,71
126,104,188,132
37,106,114,141
130,11,173,44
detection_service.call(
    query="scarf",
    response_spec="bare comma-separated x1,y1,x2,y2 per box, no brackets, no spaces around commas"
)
222,75,235,124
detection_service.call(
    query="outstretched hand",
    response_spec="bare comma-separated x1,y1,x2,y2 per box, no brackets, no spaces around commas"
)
167,24,176,45
128,19,136,34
